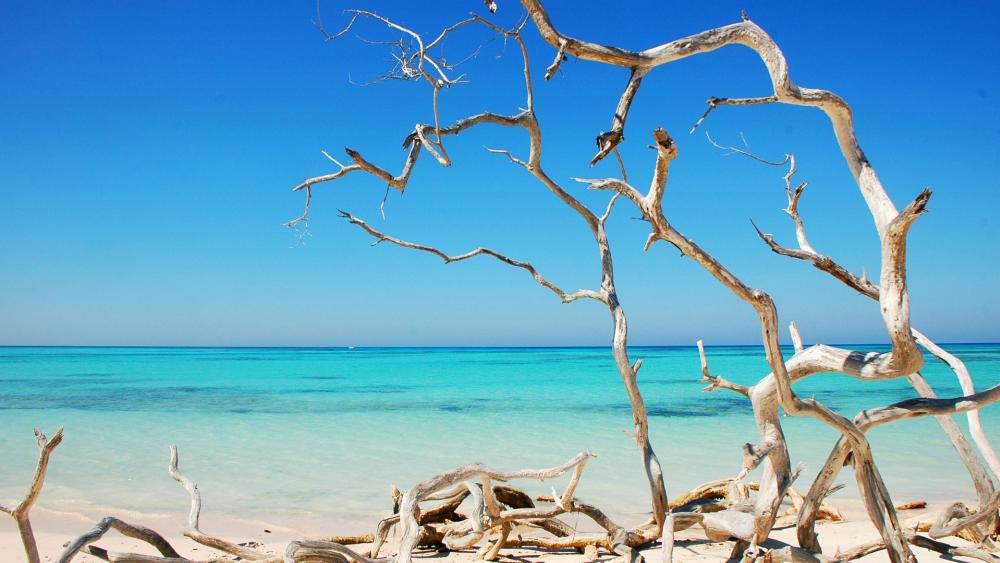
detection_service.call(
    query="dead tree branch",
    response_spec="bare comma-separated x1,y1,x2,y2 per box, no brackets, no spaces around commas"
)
520,0,902,231
57,517,181,563
0,427,64,563
288,4,1000,562
912,328,1000,480
729,141,1000,547
698,339,750,397
835,532,1000,563
318,452,597,563
798,380,1000,551
295,12,672,550
168,445,270,560
337,210,605,304
580,126,928,560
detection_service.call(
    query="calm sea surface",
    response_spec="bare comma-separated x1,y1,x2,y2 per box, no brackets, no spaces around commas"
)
1,345,998,533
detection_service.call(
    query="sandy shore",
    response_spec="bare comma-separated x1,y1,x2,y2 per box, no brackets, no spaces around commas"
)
1,501,987,562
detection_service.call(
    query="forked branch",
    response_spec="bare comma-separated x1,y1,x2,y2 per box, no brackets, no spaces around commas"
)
0,427,64,563
698,339,749,397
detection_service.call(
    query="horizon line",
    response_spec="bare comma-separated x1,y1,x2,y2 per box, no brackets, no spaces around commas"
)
1,342,997,350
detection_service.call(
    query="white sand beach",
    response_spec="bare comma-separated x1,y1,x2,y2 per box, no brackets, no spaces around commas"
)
1,500,987,562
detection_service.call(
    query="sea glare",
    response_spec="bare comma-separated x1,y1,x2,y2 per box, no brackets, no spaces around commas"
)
1,345,999,534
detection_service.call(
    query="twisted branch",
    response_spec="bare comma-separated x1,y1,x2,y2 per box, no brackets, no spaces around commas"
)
58,517,181,563
337,210,605,304
730,141,1000,547
581,122,924,560
168,445,268,560
296,11,672,548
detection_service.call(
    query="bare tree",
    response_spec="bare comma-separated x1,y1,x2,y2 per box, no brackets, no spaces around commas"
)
288,3,1000,562
293,6,675,557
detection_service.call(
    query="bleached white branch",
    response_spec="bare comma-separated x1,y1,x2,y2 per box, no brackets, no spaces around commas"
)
168,446,268,560
697,339,749,397
338,210,605,305
788,321,804,354
57,517,181,563
520,2,897,236
912,329,1000,481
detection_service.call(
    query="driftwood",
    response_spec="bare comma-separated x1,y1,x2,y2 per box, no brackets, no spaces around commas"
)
510,2,1000,559
741,142,1000,550
24,399,1000,563
297,8,672,559
765,533,1000,563
751,154,1000,529
302,452,640,563
775,488,844,528
58,446,284,563
669,477,748,510
167,445,272,560
0,433,209,563
929,493,1000,543
290,3,1000,562
57,517,182,563
699,296,1000,551
835,533,1000,563
582,126,935,562
0,428,64,563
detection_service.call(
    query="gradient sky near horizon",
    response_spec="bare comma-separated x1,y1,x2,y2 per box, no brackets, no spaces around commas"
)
1,1,999,346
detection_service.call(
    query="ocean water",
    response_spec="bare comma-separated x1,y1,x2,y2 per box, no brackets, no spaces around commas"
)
1,345,999,535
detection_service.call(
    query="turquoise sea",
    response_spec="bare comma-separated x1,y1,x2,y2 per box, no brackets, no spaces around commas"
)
1,345,998,534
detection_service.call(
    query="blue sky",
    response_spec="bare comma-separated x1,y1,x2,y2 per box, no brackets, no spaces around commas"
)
1,1,998,346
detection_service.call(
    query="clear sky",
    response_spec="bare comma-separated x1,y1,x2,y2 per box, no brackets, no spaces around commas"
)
1,1,998,346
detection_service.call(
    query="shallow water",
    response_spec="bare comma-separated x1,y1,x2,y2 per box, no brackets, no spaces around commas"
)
1,345,998,533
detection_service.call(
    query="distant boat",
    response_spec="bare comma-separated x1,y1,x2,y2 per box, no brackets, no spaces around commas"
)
347,346,356,350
